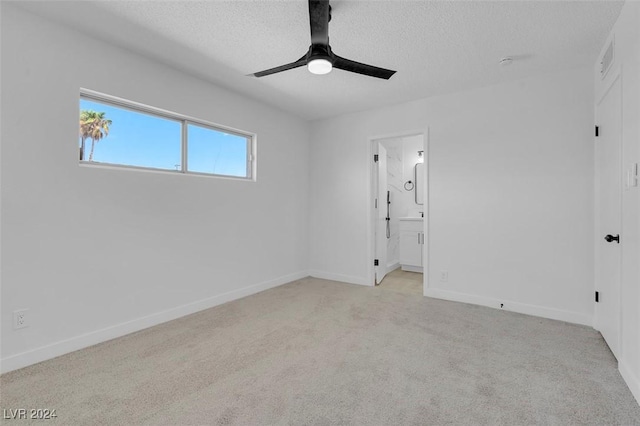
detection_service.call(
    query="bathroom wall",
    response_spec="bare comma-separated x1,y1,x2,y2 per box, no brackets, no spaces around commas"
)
379,135,425,271
381,139,403,269
401,135,425,217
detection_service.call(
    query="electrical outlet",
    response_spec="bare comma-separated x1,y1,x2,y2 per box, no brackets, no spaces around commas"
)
13,309,29,330
440,271,448,282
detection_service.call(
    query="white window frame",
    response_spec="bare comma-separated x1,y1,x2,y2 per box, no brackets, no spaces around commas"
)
79,89,256,181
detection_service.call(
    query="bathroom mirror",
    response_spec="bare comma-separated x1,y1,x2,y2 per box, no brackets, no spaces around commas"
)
414,163,424,205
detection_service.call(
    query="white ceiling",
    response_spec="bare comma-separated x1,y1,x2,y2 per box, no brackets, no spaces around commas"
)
14,0,623,120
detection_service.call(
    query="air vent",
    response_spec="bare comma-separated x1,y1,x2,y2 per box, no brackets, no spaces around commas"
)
600,39,615,79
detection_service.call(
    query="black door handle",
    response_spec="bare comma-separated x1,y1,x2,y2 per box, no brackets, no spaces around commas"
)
604,234,620,243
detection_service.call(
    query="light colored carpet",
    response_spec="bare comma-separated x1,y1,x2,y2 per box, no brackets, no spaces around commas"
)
378,268,423,295
1,277,639,425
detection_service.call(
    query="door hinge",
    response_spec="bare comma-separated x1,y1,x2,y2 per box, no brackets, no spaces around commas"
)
595,126,599,137
374,259,379,266
374,154,379,162
595,291,599,303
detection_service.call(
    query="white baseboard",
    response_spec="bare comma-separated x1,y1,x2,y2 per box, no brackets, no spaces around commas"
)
386,262,400,274
308,270,371,287
0,270,308,374
401,265,423,273
423,287,593,326
619,361,640,406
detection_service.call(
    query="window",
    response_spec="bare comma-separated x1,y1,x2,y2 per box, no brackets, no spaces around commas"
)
79,91,254,179
187,123,250,177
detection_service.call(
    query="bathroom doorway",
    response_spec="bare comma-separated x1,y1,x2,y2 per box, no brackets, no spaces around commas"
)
371,132,427,295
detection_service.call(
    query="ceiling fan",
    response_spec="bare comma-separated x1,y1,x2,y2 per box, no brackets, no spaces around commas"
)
250,0,396,80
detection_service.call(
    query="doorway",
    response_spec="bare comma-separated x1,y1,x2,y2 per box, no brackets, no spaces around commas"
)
594,74,622,359
371,132,427,295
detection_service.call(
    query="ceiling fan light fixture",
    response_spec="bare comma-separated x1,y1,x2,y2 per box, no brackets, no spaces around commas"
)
308,58,332,75
250,1,395,80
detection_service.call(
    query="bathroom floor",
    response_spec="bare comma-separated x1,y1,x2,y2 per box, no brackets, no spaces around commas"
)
378,268,422,295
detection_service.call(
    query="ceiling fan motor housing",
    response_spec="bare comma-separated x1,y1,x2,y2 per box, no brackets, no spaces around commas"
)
308,44,334,63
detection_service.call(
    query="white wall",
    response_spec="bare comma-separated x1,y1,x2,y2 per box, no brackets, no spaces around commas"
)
309,67,595,325
595,1,640,405
0,4,309,372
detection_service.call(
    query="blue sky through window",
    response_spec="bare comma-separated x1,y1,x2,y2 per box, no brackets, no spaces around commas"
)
79,98,249,177
187,123,247,177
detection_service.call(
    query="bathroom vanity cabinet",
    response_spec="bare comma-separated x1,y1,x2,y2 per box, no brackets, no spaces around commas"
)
399,218,424,272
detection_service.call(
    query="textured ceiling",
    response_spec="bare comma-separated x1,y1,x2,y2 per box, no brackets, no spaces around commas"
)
13,0,623,120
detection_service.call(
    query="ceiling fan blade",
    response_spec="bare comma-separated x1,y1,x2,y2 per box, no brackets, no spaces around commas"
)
333,55,397,80
250,55,308,78
309,0,330,45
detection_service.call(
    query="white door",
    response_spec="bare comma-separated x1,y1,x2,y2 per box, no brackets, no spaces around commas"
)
376,144,388,284
595,77,622,359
